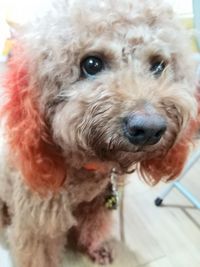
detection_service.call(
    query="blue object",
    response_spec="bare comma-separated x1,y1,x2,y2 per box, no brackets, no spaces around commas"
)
193,0,200,49
155,149,200,209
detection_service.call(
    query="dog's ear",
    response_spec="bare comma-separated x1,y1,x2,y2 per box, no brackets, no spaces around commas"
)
2,47,66,193
137,119,198,185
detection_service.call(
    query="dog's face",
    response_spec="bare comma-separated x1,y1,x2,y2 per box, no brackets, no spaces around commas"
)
3,0,198,190
37,0,196,168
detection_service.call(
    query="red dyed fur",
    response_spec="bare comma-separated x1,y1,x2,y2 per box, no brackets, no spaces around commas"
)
2,49,66,192
139,119,199,184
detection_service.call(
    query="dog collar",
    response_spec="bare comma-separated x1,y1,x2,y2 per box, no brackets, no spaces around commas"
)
83,161,108,172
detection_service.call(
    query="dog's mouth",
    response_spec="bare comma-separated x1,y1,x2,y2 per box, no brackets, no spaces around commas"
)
86,103,182,169
88,125,178,170
93,135,173,169
91,123,178,172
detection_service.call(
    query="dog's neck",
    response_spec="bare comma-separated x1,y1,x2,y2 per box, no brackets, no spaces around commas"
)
83,161,121,210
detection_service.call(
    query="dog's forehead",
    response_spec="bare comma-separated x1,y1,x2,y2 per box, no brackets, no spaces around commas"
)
66,3,175,59
68,0,171,11
66,0,175,43
67,0,173,23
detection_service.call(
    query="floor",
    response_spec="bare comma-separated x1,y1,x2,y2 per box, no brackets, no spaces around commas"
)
0,61,200,266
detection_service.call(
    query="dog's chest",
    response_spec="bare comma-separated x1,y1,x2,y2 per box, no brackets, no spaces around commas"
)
67,169,110,206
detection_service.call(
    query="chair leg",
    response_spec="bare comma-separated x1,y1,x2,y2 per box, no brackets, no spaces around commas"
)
154,183,175,206
174,181,200,209
155,149,200,208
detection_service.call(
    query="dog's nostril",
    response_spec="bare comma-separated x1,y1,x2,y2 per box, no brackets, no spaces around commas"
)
155,127,166,138
131,128,145,138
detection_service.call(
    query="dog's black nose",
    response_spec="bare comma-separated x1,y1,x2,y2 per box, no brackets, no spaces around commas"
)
123,113,167,146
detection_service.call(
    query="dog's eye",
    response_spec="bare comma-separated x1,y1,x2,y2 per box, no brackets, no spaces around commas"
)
81,56,104,77
150,60,166,76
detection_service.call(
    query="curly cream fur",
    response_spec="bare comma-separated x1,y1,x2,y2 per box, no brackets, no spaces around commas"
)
0,0,198,266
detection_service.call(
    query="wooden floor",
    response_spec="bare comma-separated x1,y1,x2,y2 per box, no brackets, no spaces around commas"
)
120,162,200,267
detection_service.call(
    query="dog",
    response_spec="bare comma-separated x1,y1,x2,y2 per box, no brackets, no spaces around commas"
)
0,0,199,266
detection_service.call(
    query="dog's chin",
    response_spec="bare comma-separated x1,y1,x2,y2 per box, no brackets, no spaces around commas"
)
94,137,175,171
95,149,148,171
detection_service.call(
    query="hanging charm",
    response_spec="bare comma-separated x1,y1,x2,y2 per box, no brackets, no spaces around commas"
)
105,168,119,210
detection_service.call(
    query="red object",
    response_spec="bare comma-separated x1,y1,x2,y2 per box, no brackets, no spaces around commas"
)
139,119,198,184
2,46,66,193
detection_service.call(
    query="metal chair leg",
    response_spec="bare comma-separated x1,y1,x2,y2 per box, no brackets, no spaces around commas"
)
155,149,200,209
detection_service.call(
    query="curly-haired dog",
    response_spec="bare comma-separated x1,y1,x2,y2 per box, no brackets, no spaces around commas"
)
0,0,199,266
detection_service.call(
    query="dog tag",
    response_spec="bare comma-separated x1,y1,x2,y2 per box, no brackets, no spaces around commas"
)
105,169,119,210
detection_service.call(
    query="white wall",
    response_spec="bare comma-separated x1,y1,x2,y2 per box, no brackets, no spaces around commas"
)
0,0,194,25
0,0,53,25
166,0,193,15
